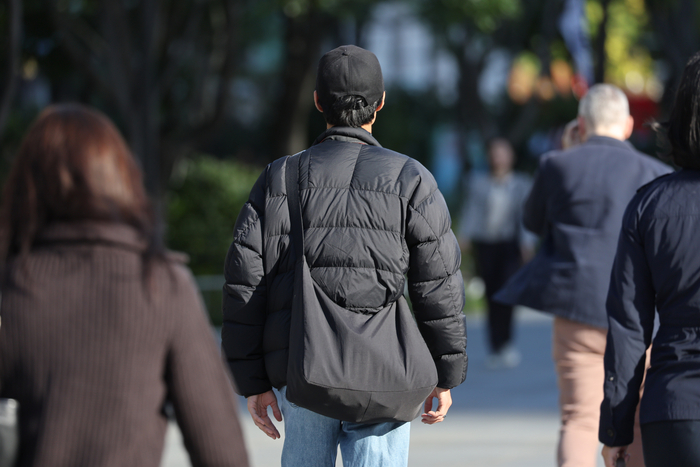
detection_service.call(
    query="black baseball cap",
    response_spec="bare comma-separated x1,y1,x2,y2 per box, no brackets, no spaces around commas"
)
316,45,384,110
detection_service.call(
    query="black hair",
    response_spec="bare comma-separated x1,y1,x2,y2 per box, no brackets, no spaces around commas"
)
322,95,380,128
658,52,700,169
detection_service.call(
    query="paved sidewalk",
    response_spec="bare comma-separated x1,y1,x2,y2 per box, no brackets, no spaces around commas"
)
162,308,607,467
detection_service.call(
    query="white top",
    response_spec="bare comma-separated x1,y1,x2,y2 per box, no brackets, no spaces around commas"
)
459,171,536,247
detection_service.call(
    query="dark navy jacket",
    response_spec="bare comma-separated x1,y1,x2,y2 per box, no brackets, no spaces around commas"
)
600,170,700,446
495,136,671,328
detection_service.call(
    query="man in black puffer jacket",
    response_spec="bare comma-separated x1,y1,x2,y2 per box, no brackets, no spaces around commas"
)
222,45,467,467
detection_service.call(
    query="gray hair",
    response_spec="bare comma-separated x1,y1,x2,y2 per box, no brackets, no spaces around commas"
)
578,84,630,131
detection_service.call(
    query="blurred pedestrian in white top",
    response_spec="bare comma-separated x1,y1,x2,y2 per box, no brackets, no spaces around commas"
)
459,138,535,369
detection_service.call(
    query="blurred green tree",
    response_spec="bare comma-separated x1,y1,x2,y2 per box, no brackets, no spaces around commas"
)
166,154,261,324
264,0,376,160
418,0,523,142
5,0,694,223
167,155,261,275
22,0,243,204
414,0,555,157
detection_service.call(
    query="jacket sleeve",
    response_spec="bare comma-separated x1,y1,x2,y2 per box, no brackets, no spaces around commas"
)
522,157,551,236
599,198,655,447
167,265,249,467
221,169,270,397
404,161,468,389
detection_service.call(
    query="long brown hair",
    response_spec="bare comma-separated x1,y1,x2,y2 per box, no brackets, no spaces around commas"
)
0,103,162,269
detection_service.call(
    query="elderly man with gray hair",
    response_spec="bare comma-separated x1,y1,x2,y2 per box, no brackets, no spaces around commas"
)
495,84,671,467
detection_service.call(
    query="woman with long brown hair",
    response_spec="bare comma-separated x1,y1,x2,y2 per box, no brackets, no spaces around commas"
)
0,104,248,466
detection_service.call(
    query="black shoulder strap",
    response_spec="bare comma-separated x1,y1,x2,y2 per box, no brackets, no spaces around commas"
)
285,153,304,260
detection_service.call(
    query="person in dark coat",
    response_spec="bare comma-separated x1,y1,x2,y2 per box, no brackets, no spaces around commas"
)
600,52,700,467
222,45,468,467
495,84,671,467
0,104,249,467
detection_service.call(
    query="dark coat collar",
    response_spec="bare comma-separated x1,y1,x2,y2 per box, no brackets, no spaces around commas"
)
312,126,382,147
585,135,635,151
37,221,147,252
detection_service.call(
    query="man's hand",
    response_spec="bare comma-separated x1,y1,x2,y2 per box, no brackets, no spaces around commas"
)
421,387,452,424
602,445,629,467
247,390,282,439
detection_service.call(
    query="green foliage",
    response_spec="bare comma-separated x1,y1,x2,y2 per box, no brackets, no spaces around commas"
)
586,0,655,88
373,87,443,168
604,0,653,86
585,0,605,36
416,0,521,33
274,0,375,18
166,155,263,276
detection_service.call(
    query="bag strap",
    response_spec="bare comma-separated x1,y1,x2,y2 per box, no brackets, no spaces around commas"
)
285,153,304,260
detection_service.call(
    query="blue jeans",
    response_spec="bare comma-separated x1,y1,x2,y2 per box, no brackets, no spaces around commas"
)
276,386,410,467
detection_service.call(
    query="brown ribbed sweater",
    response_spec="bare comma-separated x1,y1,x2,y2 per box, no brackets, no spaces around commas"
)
0,222,249,467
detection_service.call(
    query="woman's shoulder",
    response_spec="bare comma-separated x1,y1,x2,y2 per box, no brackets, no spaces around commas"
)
628,170,699,221
147,253,202,304
152,251,196,282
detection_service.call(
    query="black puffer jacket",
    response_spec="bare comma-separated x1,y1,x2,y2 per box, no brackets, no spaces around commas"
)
222,127,467,397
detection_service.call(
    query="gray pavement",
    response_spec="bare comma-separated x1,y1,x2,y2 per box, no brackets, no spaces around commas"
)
162,308,606,466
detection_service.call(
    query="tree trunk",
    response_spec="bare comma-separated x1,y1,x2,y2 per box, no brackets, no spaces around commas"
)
593,0,610,84
645,0,699,116
451,32,494,167
51,0,240,206
270,11,333,161
139,0,161,198
0,0,22,139
505,0,559,147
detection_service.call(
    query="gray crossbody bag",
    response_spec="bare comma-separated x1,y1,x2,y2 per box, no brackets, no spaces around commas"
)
284,152,438,423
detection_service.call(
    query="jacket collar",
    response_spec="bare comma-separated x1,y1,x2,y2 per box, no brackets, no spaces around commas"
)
37,221,147,252
584,135,635,152
312,126,382,147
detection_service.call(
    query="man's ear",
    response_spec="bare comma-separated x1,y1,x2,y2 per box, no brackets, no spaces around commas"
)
376,92,386,112
623,115,635,140
576,115,587,140
313,91,324,113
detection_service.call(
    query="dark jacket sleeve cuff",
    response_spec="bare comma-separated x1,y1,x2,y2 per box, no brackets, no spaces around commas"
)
226,360,272,397
599,397,634,446
435,352,468,389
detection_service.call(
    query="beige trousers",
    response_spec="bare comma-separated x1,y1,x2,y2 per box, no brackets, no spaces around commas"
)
552,317,646,467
